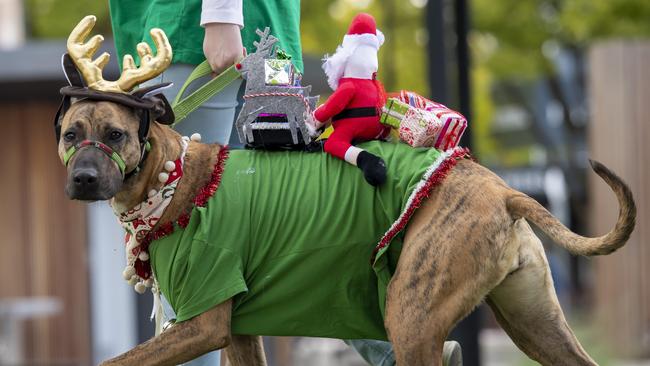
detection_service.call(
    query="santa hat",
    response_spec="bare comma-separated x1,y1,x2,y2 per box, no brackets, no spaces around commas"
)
323,13,385,90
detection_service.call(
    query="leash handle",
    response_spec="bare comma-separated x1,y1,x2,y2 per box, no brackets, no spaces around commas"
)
171,60,242,125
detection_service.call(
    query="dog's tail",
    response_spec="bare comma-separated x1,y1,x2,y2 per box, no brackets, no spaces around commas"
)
506,160,636,256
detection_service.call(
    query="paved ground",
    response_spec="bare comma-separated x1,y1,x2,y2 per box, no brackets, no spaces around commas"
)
481,328,650,366
291,330,650,366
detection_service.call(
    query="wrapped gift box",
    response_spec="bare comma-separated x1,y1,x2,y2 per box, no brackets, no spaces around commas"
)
380,98,410,129
264,59,294,86
380,91,467,150
427,104,467,151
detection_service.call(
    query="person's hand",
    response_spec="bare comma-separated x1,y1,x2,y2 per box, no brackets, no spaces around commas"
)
203,22,245,75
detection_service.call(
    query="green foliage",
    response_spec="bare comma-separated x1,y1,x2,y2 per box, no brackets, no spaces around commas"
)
560,0,650,43
25,0,111,38
301,0,429,94
471,0,650,79
24,0,650,82
470,0,650,163
472,0,554,80
26,0,429,94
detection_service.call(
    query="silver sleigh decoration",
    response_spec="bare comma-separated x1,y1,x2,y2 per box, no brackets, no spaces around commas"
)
235,28,319,146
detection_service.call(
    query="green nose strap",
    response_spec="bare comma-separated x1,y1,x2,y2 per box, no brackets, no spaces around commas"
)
63,140,127,176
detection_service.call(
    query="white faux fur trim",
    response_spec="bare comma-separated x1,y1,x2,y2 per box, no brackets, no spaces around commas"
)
344,146,363,166
343,30,384,49
322,29,384,91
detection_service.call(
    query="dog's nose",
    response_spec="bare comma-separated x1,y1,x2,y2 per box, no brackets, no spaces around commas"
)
73,168,99,188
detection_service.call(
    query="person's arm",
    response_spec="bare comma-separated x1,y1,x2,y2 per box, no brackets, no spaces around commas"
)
201,0,245,74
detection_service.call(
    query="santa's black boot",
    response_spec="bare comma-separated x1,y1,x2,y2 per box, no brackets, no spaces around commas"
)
356,151,387,186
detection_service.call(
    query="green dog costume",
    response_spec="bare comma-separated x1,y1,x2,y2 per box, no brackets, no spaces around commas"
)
149,142,465,340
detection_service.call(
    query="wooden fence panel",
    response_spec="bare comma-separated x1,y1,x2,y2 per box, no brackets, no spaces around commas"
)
589,41,650,358
0,101,90,365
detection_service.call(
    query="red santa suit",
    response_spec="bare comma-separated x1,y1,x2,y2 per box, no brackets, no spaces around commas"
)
311,13,390,186
314,77,389,160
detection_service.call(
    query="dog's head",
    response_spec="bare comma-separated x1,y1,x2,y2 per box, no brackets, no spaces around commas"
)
55,16,174,201
58,100,148,201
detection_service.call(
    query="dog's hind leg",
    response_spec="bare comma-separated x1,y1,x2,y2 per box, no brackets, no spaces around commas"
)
486,219,597,366
223,335,267,366
384,194,514,366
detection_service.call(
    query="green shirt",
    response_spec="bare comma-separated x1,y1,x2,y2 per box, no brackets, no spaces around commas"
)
109,0,303,72
149,142,443,340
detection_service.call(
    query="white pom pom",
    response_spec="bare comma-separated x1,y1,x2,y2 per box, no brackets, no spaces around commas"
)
138,251,149,261
182,136,190,142
122,266,135,280
158,172,169,183
145,278,154,288
148,189,157,198
190,133,202,142
164,161,176,172
134,282,146,294
128,275,139,286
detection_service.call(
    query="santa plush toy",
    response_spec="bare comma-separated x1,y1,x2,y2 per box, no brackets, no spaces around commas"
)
310,13,391,186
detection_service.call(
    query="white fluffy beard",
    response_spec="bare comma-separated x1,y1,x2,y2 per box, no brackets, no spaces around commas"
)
322,31,384,91
322,41,356,91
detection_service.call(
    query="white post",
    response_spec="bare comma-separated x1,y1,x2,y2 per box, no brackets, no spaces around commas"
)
87,202,138,364
0,0,25,49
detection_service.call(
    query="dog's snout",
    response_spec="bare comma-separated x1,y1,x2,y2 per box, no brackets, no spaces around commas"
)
65,149,123,201
73,168,99,188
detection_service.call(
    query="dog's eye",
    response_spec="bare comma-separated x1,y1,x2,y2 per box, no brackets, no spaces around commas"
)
63,131,76,142
110,131,124,141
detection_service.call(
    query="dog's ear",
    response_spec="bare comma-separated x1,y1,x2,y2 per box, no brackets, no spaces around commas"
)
54,96,70,143
132,83,175,125
148,94,175,125
61,53,85,88
55,54,84,143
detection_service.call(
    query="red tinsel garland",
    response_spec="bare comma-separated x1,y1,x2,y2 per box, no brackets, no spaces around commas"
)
193,147,230,207
370,148,470,264
133,147,230,279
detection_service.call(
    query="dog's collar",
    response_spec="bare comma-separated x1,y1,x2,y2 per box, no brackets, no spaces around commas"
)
63,139,151,179
124,139,152,181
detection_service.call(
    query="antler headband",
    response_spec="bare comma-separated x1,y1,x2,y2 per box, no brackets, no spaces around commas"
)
67,15,172,93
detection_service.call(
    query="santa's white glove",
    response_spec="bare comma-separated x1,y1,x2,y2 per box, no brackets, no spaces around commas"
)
304,111,324,138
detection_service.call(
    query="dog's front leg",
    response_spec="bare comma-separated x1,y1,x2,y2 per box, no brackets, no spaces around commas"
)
100,300,232,366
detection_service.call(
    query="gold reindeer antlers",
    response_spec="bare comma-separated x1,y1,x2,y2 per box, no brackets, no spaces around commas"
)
67,15,173,93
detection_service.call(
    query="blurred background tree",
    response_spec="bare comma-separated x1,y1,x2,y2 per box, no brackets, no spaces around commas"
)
301,0,430,94
471,0,650,165
23,0,650,101
25,0,112,38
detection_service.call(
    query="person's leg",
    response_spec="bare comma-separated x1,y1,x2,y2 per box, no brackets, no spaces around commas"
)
145,64,243,144
345,339,463,366
344,339,396,366
227,81,247,149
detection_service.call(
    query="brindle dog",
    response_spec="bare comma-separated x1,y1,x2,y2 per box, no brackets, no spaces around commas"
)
58,100,635,366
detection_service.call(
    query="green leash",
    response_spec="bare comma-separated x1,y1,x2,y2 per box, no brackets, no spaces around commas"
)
171,60,242,125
